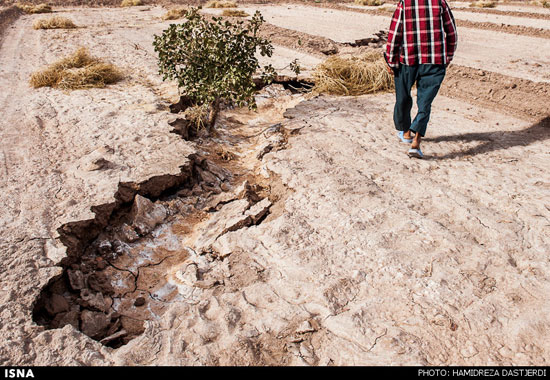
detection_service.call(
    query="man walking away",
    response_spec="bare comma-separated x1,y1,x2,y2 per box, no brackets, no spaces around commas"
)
384,0,458,158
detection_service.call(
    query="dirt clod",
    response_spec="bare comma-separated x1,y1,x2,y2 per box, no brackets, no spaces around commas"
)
134,297,146,307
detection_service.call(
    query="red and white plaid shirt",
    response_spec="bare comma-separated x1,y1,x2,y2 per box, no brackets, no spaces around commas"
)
385,0,458,68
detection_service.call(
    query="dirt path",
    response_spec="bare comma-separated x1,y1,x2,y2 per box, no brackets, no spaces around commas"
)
444,9,550,28
256,20,550,121
0,6,197,365
203,4,390,43
449,1,550,17
184,93,550,365
352,1,550,20
329,2,550,39
0,5,321,365
258,5,550,82
212,4,550,84
0,13,74,365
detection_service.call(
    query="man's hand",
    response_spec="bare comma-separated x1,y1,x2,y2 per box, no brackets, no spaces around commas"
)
385,64,394,75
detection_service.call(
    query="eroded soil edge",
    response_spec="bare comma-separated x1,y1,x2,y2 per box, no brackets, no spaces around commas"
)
31,90,299,348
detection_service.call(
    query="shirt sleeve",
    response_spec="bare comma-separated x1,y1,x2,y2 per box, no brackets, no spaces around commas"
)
385,0,404,69
441,0,458,64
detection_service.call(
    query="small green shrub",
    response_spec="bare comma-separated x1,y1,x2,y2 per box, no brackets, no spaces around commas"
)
153,7,279,129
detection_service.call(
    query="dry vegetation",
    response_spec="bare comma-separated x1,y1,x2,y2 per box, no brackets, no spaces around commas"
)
221,9,249,17
33,16,77,30
205,1,238,8
162,7,187,20
120,0,143,7
469,1,497,8
312,51,394,96
29,47,122,90
184,104,208,130
354,0,385,6
15,3,52,14
542,0,550,8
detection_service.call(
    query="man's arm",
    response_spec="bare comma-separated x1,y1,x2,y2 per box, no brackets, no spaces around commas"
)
385,0,404,70
441,0,458,65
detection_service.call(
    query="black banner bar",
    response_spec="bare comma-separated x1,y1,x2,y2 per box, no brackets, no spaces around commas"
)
1,366,549,379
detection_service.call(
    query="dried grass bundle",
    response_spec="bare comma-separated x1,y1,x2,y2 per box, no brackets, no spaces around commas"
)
33,16,77,29
354,0,384,6
30,47,123,90
469,1,497,8
184,104,208,130
312,51,394,96
205,1,237,8
162,8,187,20
16,3,52,14
121,0,143,7
221,9,249,17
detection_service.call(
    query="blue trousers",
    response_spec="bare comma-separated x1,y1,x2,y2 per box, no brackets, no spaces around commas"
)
393,64,446,137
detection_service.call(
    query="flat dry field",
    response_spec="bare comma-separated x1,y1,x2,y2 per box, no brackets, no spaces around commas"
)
0,1,549,366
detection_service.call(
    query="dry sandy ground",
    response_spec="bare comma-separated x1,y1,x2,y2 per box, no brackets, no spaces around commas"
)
203,4,391,42
0,3,549,366
450,9,550,29
230,3,550,83
363,1,550,15
449,1,550,14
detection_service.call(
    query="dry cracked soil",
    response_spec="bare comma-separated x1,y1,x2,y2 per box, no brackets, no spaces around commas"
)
0,0,549,366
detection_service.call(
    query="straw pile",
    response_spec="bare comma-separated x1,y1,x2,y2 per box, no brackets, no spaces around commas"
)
469,1,496,8
121,0,143,7
312,51,394,96
16,3,52,14
33,16,77,29
30,47,123,90
221,9,249,17
184,105,209,131
205,1,237,8
354,0,385,6
162,8,187,20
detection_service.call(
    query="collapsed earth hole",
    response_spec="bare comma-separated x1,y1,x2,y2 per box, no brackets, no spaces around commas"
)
344,30,388,48
272,77,315,94
32,153,271,348
256,75,315,94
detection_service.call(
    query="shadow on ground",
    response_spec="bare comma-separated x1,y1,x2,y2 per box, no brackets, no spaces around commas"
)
425,116,550,160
